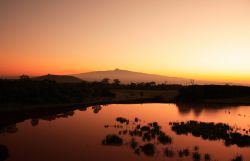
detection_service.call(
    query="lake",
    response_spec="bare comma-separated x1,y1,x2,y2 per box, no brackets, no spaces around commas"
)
0,103,250,161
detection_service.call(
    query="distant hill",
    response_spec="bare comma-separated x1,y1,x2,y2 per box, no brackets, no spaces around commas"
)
72,69,194,84
34,74,83,83
1,69,238,85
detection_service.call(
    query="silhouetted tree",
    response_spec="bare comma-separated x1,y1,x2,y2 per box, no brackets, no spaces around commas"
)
190,79,195,85
20,75,30,80
0,79,115,104
101,78,110,84
113,79,121,86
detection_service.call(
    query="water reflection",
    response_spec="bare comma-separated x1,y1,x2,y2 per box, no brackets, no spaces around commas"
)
31,119,39,127
176,103,241,116
0,125,18,134
0,110,76,135
92,105,102,114
0,105,106,134
0,108,82,161
0,103,249,161
0,103,246,134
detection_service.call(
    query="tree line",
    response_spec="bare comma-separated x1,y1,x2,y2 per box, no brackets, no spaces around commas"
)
1,76,250,104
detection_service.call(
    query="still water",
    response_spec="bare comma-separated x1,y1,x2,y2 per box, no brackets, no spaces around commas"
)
0,103,250,161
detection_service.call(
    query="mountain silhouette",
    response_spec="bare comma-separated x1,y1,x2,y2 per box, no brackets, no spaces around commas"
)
31,69,233,85
72,69,192,84
34,74,83,83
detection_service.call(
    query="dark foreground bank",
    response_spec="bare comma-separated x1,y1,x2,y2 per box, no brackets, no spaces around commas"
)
1,79,250,112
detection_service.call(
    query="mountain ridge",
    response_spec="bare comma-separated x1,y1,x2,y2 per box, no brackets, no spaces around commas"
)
3,69,238,85
72,69,198,84
33,74,83,83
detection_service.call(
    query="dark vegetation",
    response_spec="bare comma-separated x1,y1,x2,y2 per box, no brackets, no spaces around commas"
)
0,77,181,109
102,134,123,146
91,105,103,114
102,117,215,160
102,117,172,156
0,145,8,161
2,76,250,111
171,121,250,147
232,155,243,161
178,149,190,158
140,143,155,156
192,152,201,161
0,78,115,105
175,85,250,103
204,154,211,161
164,148,174,157
116,117,129,124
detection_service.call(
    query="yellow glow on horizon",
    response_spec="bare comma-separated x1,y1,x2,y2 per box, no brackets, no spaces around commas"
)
0,0,250,84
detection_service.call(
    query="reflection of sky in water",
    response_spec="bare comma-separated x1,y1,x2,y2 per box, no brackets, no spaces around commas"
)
0,103,250,161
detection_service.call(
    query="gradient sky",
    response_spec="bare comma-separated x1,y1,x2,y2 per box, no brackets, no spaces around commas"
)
1,0,250,83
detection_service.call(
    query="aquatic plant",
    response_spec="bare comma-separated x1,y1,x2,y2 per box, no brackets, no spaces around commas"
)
103,117,216,160
164,148,174,157
204,153,211,161
134,148,140,155
171,121,250,147
192,152,201,161
102,134,123,146
103,117,173,156
231,155,243,161
178,148,189,158
130,138,138,149
116,117,129,124
225,132,250,147
141,126,150,132
157,133,172,144
140,143,155,156
194,146,199,151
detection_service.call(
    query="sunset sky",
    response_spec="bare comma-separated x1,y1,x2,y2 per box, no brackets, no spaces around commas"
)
1,0,250,84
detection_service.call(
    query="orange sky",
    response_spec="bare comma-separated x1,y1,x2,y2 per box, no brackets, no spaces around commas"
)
1,0,250,83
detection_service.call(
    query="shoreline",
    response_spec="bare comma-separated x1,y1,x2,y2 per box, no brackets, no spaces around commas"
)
1,87,250,113
1,97,250,114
